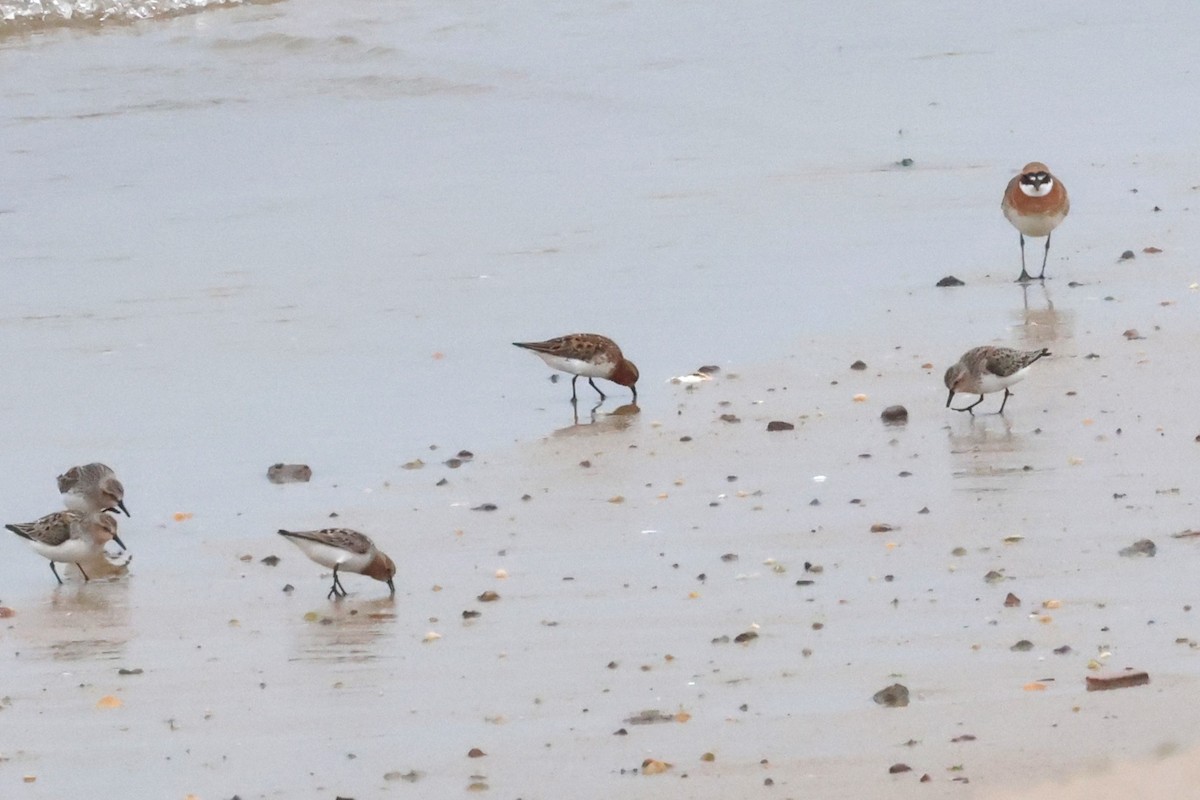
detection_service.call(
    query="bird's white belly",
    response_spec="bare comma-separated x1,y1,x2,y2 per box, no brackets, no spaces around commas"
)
535,353,612,378
29,538,93,564
61,492,92,513
289,538,370,573
1004,206,1066,238
976,368,1028,395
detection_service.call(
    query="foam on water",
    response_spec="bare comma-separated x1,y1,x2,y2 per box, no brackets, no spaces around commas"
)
0,0,266,30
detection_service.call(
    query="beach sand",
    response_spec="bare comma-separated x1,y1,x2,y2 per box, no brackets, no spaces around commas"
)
2,1,1199,796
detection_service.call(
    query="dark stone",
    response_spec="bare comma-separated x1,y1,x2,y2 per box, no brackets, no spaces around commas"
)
873,683,909,708
1119,539,1156,557
267,463,311,484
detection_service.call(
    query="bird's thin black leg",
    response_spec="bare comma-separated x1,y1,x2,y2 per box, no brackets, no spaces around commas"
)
50,562,63,585
1037,232,1051,280
998,388,1012,414
951,395,986,414
76,562,90,582
1016,234,1032,283
587,377,607,401
630,385,638,404
327,565,345,599
569,375,580,404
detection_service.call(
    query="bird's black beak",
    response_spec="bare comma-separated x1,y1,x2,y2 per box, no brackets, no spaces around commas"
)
387,578,396,596
945,389,955,408
117,500,130,517
112,534,127,551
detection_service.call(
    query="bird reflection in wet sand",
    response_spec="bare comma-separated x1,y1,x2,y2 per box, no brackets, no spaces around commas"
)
1016,282,1071,351
514,333,640,405
560,400,641,431
944,346,1051,414
277,528,396,599
22,583,133,663
294,595,398,663
5,511,130,584
946,410,1018,450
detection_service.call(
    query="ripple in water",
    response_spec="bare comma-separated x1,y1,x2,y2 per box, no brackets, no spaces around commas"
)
0,0,272,30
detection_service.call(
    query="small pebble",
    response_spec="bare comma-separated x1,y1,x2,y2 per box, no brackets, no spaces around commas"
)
267,463,312,484
1119,539,1156,557
873,683,909,708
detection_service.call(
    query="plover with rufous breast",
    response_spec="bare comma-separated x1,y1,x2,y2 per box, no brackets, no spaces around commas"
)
1001,162,1069,282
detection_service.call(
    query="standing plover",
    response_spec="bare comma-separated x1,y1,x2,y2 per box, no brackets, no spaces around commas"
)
1001,162,1069,282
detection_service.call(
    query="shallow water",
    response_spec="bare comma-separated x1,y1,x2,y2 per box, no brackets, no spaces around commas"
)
3,0,1200,797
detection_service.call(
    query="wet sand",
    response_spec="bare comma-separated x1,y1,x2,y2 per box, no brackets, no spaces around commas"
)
3,265,1199,798
4,0,1200,797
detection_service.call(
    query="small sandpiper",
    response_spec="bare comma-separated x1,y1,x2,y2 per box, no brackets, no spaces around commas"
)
944,346,1051,414
277,528,396,599
513,333,639,404
57,462,130,516
6,510,126,584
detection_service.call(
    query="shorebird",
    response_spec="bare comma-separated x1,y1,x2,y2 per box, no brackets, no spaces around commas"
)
277,528,396,599
1002,162,1070,282
513,333,639,404
57,462,130,516
5,511,126,584
944,346,1051,414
